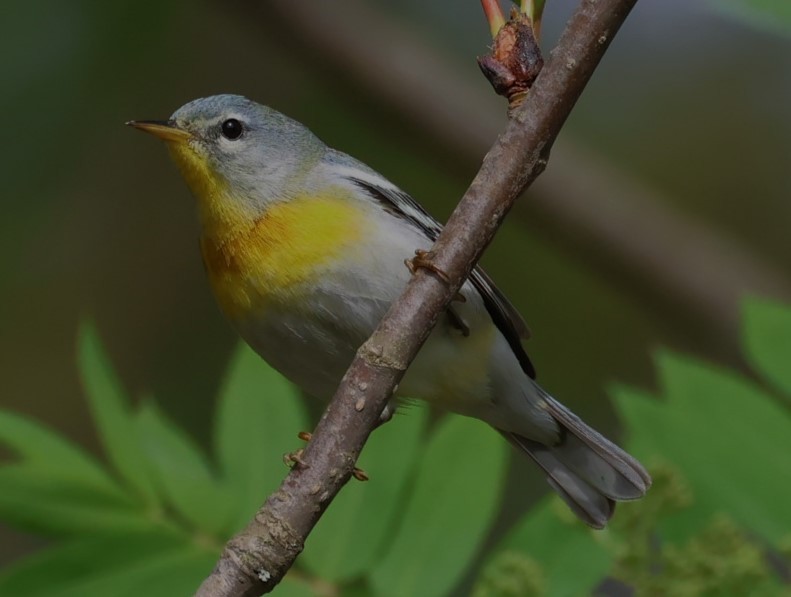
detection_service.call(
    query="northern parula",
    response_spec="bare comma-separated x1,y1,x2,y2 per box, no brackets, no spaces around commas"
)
128,94,650,528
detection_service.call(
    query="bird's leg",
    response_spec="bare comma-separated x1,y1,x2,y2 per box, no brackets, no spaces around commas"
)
282,448,308,469
405,249,450,284
406,250,469,335
406,250,466,302
287,431,369,481
282,430,313,469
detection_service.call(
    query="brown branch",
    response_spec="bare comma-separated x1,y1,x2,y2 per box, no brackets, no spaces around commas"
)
194,1,638,595
262,0,791,355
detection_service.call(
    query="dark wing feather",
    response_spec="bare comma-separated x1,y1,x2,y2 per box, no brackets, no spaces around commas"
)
350,177,536,379
468,268,535,378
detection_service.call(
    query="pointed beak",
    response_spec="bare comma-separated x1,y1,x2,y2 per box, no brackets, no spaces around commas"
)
126,120,192,142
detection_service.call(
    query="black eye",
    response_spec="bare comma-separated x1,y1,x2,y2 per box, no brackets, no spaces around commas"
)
220,118,243,140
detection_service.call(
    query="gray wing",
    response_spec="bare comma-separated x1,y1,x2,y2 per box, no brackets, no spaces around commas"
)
349,177,536,379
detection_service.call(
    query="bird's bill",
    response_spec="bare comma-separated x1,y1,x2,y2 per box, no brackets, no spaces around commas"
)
126,120,192,142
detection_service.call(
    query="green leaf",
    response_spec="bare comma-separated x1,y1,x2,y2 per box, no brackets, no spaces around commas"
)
302,405,429,582
0,532,193,596
370,415,508,597
214,343,309,532
328,582,371,597
26,547,215,597
495,497,611,597
276,575,321,597
137,401,230,537
611,351,791,544
0,466,149,536
0,410,125,498
85,549,217,597
743,297,791,398
77,322,159,505
707,0,791,36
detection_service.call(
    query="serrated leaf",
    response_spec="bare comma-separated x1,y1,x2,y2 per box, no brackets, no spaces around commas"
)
0,532,191,596
743,297,791,399
0,410,125,498
0,466,150,537
302,405,429,582
137,401,230,536
497,497,611,597
33,546,215,597
77,323,159,505
611,351,791,544
370,415,508,597
89,549,217,597
214,343,309,532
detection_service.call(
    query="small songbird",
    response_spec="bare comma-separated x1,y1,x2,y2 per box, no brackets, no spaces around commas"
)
128,94,650,528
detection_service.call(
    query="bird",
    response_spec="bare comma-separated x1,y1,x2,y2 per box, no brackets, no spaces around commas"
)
128,94,650,528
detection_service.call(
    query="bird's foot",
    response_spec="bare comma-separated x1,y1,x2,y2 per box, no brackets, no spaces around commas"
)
283,430,313,470
283,448,308,470
405,249,450,284
288,431,368,481
406,250,466,302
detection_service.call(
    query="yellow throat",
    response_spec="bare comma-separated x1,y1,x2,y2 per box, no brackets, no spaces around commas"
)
167,141,364,319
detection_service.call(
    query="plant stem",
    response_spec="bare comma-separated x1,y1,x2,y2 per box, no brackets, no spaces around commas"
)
481,0,507,37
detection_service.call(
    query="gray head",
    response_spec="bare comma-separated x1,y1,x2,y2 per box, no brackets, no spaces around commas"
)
129,94,326,206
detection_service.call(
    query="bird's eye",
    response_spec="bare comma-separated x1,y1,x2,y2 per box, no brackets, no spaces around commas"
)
220,118,243,140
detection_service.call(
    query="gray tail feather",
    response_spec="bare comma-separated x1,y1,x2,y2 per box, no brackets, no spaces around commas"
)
501,394,652,529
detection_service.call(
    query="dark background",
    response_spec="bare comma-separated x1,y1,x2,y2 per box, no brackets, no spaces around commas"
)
1,0,789,564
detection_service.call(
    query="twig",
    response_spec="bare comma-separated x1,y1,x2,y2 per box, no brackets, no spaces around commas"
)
195,0,638,594
262,0,791,355
481,0,507,37
478,8,544,109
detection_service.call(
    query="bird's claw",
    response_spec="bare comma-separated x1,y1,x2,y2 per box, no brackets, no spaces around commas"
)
286,430,368,481
406,250,465,301
283,448,308,470
283,431,313,469
405,249,450,284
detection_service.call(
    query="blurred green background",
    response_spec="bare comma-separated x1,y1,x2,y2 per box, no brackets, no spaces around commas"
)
1,0,789,576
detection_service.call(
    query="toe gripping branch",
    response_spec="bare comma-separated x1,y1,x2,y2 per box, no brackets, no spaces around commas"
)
284,432,369,481
405,249,470,337
405,249,450,284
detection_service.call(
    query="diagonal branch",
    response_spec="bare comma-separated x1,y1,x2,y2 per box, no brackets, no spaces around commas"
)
262,0,791,355
195,0,638,595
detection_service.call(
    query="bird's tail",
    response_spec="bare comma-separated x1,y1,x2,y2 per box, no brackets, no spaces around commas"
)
501,393,652,529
